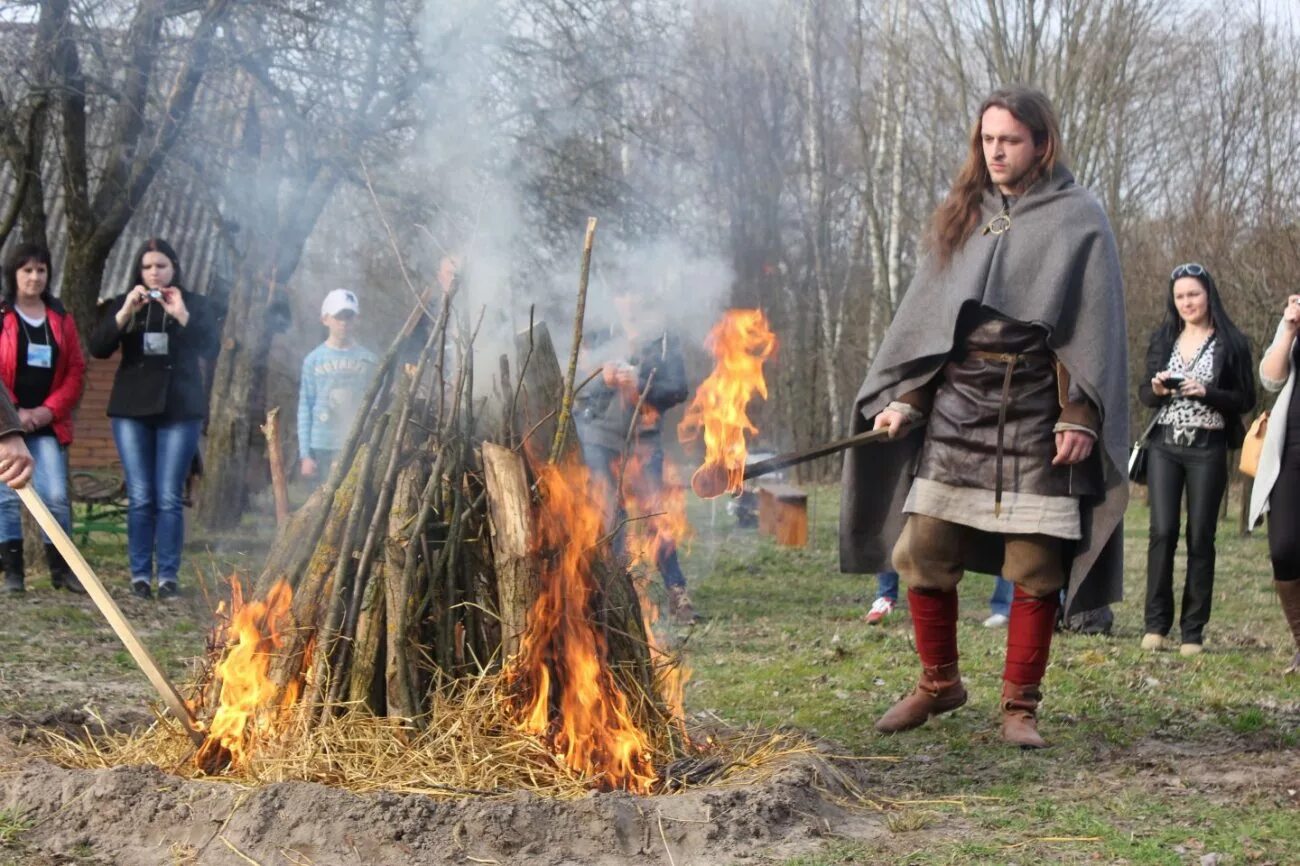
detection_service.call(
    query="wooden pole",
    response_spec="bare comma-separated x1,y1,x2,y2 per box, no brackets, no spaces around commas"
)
691,423,925,499
261,407,290,527
17,485,204,746
549,217,596,464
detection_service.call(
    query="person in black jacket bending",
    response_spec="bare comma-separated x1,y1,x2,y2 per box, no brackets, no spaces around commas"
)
89,238,220,601
1137,263,1255,655
577,309,694,623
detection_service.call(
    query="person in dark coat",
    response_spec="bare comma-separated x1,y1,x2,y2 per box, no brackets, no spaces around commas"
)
577,311,693,622
89,238,220,601
840,87,1129,748
1136,264,1254,655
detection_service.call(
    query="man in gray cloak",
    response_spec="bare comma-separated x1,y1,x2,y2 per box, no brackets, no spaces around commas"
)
840,87,1128,748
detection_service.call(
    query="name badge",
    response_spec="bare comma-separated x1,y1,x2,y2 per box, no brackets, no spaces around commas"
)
143,332,170,356
26,343,53,369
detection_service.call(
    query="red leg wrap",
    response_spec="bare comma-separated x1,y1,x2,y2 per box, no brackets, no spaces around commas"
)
908,588,959,668
1003,586,1059,686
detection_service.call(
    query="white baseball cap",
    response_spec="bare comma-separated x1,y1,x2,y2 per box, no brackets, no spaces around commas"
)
321,289,360,317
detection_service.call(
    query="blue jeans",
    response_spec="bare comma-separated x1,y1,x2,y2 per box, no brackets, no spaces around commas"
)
582,440,687,590
112,417,202,585
878,571,1013,616
876,571,900,602
989,575,1013,617
0,433,70,542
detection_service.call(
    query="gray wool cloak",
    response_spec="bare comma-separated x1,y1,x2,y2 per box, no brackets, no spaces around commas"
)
839,165,1129,616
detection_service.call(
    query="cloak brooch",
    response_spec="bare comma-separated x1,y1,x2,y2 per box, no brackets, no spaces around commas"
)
982,208,1011,236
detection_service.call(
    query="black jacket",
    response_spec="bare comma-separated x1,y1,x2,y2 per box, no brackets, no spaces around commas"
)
576,331,689,452
1137,328,1256,448
89,290,220,420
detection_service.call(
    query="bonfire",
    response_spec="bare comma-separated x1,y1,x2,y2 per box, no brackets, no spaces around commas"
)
49,220,797,800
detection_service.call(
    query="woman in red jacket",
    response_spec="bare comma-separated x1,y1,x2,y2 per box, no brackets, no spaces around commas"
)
0,243,86,594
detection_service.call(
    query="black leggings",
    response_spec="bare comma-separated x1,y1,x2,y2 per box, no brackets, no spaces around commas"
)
1145,436,1228,643
1268,441,1300,582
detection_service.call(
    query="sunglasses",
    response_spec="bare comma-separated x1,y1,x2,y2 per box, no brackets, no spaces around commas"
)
1170,262,1207,280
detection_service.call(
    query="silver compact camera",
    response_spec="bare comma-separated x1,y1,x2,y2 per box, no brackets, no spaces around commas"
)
147,289,163,301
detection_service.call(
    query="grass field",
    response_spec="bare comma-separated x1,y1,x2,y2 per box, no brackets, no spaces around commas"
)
0,487,1296,865
676,486,1298,865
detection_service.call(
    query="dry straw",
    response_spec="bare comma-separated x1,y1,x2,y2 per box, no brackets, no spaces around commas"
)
42,674,815,801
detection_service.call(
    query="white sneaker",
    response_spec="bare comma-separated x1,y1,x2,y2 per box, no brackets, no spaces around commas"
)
982,613,1009,628
864,596,895,624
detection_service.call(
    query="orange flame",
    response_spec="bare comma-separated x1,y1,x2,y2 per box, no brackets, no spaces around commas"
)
508,459,657,792
617,451,693,734
196,578,304,771
679,310,777,497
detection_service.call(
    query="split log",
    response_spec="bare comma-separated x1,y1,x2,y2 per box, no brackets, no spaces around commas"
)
482,442,535,661
383,463,425,719
513,322,579,464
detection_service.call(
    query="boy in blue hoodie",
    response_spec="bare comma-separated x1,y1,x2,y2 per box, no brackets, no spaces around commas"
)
297,289,378,486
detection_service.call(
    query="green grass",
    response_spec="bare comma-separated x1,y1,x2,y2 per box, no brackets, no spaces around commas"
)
672,485,1300,865
2,486,1295,865
0,810,30,845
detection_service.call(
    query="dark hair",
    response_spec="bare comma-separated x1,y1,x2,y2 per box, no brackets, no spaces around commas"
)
929,86,1064,268
1156,266,1250,362
128,237,184,292
2,243,55,306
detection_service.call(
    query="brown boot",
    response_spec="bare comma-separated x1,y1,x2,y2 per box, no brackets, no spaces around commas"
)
666,586,699,624
1275,581,1300,674
1000,681,1048,749
875,662,967,733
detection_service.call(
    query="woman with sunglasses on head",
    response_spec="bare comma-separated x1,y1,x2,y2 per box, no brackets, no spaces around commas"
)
1247,293,1300,673
0,243,87,594
89,238,219,601
1137,263,1255,655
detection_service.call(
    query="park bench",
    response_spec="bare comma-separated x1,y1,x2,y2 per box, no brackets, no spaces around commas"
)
70,470,128,543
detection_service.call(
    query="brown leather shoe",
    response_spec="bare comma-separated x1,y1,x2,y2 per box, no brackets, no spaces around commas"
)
1000,681,1048,749
875,662,967,733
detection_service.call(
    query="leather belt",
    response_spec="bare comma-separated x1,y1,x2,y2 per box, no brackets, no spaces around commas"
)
966,350,1054,517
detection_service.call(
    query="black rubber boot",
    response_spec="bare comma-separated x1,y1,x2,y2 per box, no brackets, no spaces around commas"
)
45,544,84,594
1,540,25,594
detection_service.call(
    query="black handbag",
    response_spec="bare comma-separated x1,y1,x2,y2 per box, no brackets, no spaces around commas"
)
1127,413,1162,484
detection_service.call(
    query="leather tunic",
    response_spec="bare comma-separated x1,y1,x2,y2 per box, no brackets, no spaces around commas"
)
916,309,1101,501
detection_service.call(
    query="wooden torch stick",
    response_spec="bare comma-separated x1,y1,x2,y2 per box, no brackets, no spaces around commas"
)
17,485,205,746
261,407,290,527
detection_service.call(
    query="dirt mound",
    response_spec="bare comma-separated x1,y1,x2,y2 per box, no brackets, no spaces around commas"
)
0,751,884,865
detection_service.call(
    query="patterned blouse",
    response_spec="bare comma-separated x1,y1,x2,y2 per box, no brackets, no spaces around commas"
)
1155,334,1225,430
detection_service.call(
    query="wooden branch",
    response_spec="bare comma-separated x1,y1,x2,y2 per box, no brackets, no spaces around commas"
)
17,486,203,746
260,407,290,527
549,217,597,464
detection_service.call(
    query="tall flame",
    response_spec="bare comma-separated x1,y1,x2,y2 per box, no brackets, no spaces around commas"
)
508,459,657,792
196,578,305,772
679,309,777,498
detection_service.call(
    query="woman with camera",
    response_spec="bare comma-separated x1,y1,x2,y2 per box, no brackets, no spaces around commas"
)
1247,293,1300,673
0,243,87,594
90,238,219,601
1137,263,1255,655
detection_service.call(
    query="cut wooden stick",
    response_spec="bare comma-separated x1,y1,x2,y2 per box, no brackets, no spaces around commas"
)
17,485,204,746
261,407,290,527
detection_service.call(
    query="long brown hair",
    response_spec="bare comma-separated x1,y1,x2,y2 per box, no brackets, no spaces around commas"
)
928,86,1063,267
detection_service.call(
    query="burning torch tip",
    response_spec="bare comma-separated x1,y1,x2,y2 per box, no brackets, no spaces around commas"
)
690,464,731,500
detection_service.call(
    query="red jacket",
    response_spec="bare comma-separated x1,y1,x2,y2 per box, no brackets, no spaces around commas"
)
0,301,86,445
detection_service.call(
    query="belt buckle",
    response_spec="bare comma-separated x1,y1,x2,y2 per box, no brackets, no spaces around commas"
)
1171,425,1196,447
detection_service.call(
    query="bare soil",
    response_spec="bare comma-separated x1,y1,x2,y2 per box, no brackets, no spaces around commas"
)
0,715,885,866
